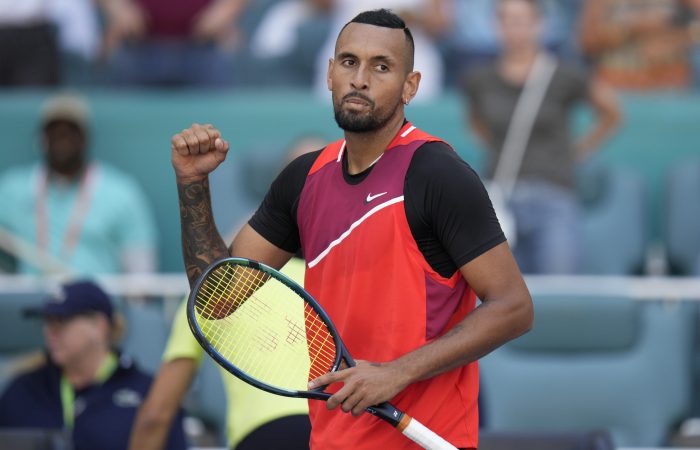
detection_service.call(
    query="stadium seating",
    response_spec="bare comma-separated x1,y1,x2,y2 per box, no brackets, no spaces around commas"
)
119,300,171,376
665,158,700,275
479,294,695,447
577,163,648,274
0,428,72,450
0,292,48,394
479,430,615,450
208,144,284,237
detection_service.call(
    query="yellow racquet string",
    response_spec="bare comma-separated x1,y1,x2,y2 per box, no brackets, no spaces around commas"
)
194,264,336,391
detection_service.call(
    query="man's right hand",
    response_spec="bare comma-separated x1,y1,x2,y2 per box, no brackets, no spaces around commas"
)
171,123,230,181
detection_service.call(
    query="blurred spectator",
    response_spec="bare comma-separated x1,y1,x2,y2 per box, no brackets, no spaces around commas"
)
97,0,248,87
245,0,333,87
0,93,158,275
559,0,587,58
210,134,328,235
0,0,59,86
48,0,101,85
463,0,621,274
440,0,572,86
313,1,449,102
687,0,700,86
0,280,187,450
249,0,332,59
580,0,694,90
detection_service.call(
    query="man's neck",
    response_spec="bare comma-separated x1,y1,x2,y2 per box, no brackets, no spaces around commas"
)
499,47,539,84
62,349,110,390
344,113,405,175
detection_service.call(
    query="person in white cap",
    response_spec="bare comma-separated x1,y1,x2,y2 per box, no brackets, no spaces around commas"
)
0,93,158,275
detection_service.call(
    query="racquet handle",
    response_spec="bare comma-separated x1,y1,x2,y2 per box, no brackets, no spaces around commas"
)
397,415,458,450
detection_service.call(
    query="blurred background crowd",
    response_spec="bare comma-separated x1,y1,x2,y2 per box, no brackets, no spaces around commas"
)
1,0,700,91
1,0,700,449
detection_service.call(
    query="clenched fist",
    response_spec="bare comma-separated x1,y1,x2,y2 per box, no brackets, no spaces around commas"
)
171,123,230,181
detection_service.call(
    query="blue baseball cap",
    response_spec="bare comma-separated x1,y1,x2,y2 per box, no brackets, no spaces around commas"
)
25,280,114,322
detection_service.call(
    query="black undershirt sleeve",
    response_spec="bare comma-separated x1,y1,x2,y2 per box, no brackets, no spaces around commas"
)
248,150,321,253
249,141,505,278
405,142,506,278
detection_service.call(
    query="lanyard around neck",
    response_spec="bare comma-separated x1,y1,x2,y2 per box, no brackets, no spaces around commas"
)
59,352,118,430
35,163,98,264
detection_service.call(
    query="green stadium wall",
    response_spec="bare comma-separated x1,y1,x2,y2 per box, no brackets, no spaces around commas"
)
1,89,698,272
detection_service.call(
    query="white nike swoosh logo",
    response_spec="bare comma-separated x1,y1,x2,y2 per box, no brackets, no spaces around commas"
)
365,192,387,203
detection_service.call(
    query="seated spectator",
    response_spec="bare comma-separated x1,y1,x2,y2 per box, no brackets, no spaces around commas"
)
0,0,59,86
580,0,694,90
97,0,248,87
0,93,158,275
209,134,329,235
249,0,333,60
245,0,333,87
48,0,102,85
0,280,187,450
687,0,700,86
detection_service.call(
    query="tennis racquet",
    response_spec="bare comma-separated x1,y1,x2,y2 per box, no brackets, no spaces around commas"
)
186,257,458,450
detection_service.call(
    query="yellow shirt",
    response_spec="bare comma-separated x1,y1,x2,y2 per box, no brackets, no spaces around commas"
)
163,258,309,448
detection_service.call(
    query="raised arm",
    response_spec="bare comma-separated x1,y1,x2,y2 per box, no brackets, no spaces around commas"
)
172,124,294,286
172,123,231,286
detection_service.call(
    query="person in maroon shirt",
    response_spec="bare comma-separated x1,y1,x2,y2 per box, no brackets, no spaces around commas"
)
97,0,248,86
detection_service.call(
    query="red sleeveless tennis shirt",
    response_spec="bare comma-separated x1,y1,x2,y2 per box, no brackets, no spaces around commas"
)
297,123,479,449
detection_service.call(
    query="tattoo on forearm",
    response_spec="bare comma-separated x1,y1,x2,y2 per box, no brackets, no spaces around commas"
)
177,178,228,286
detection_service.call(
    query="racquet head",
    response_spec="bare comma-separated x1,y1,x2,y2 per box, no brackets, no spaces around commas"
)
187,257,344,398
187,258,459,450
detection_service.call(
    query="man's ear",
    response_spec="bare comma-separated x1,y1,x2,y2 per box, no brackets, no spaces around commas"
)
403,71,421,105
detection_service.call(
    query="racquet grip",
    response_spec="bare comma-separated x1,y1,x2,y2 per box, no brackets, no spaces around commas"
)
398,415,458,450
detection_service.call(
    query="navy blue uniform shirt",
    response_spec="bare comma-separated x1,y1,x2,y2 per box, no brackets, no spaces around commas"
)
0,354,187,450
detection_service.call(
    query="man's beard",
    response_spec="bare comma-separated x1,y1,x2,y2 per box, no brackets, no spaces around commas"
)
333,93,399,133
47,148,85,177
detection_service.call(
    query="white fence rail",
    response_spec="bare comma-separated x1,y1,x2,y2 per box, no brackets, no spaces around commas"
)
0,274,699,301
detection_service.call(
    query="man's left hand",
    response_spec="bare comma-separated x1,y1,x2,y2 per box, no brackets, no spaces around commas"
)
308,360,409,417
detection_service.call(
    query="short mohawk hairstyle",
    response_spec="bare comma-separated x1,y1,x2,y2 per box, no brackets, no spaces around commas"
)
339,8,415,70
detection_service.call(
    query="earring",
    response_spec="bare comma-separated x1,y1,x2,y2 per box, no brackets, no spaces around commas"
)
404,99,410,105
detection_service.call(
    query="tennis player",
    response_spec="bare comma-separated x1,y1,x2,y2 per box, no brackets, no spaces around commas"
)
171,9,533,450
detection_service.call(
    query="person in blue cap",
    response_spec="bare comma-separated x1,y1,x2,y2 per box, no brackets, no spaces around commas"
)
0,280,187,450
